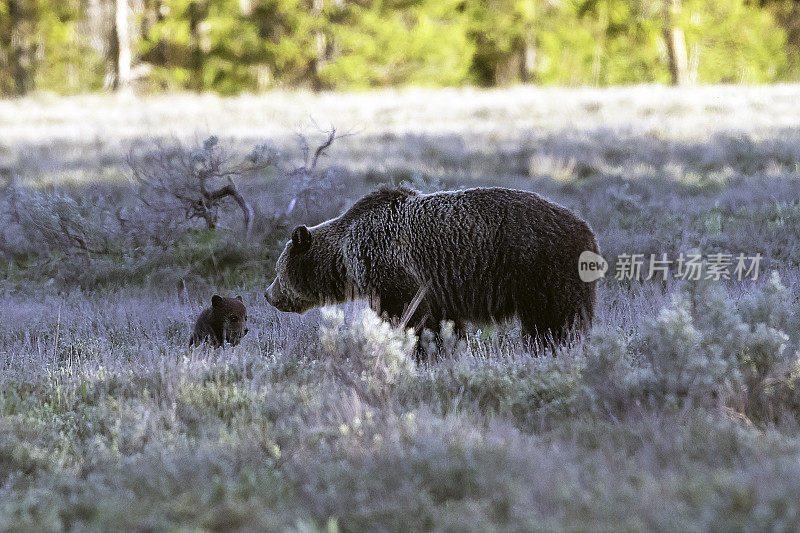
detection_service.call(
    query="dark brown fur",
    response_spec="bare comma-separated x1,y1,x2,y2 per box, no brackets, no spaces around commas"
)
190,295,248,347
265,186,599,351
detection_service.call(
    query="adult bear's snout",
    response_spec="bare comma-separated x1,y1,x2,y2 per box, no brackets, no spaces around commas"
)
265,280,280,307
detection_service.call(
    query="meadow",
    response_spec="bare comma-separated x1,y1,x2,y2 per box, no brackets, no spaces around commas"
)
2,85,800,531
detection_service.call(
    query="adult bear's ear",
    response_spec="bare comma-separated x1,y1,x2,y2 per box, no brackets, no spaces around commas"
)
236,295,243,302
212,294,223,307
292,225,312,253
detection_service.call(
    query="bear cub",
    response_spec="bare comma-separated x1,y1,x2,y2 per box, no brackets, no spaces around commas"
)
190,295,248,347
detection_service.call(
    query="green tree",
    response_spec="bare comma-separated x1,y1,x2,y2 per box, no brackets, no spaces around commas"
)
533,0,786,86
321,0,472,88
0,0,38,95
758,0,800,80
535,0,667,85
0,0,107,96
0,0,795,95
682,0,786,83
139,0,320,93
461,0,539,86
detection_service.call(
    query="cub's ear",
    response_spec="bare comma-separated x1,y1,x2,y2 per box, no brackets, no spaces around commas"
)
236,295,243,302
292,225,312,253
212,294,223,308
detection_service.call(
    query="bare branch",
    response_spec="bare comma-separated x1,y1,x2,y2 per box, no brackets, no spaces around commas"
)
203,177,254,238
310,127,336,170
126,135,271,238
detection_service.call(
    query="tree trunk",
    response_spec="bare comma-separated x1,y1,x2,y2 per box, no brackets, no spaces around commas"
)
141,0,167,90
663,0,689,86
494,49,521,86
188,1,206,91
86,0,114,87
8,0,32,96
521,36,536,83
240,0,254,15
308,0,325,91
112,0,132,90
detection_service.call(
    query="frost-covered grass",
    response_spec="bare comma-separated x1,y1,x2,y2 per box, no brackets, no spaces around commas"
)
3,84,800,183
2,86,800,530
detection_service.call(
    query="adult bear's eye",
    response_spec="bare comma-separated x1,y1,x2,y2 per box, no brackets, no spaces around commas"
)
230,316,239,322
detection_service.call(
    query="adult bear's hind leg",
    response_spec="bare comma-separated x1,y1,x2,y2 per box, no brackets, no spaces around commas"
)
519,309,571,354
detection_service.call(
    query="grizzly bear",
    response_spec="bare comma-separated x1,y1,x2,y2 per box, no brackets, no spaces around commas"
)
265,186,599,351
190,295,248,347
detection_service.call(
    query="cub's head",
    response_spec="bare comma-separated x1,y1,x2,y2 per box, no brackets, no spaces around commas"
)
265,225,343,314
211,295,248,345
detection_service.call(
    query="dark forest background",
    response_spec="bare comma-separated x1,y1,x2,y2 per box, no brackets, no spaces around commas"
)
2,0,799,96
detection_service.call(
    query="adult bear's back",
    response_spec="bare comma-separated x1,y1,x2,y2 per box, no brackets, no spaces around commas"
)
397,187,598,338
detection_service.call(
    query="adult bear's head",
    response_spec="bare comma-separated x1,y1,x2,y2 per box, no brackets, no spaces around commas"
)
265,224,347,313
265,186,416,314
